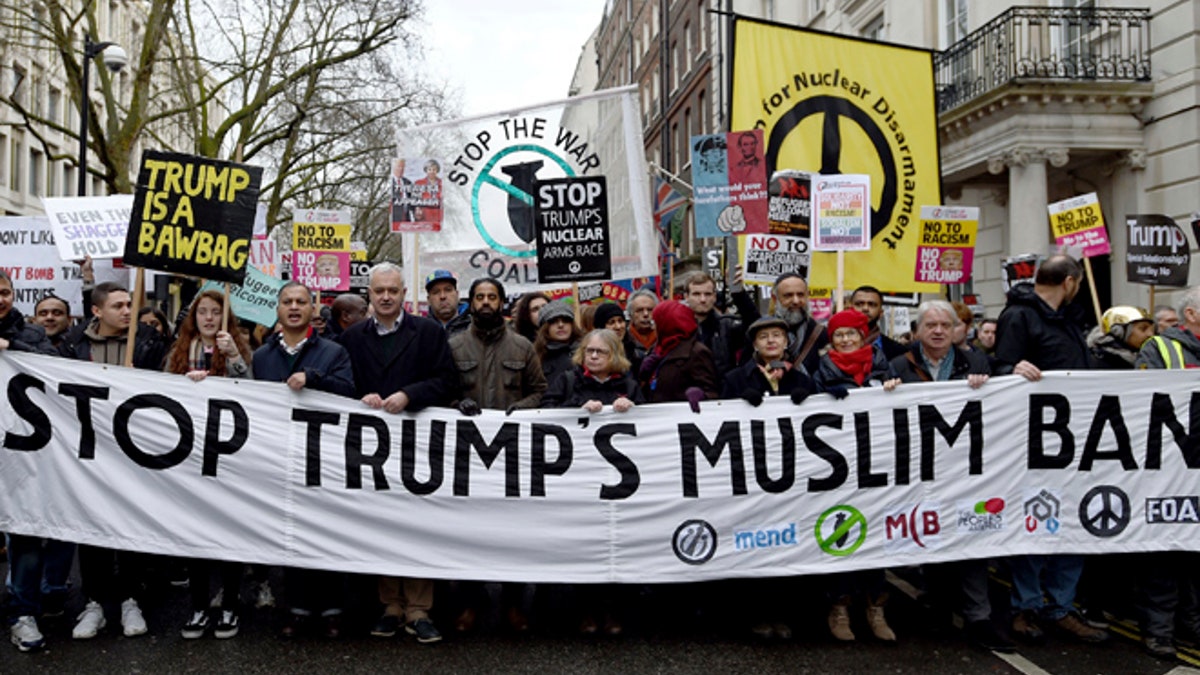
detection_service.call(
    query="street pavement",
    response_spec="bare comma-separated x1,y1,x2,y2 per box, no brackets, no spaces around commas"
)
3,562,1199,674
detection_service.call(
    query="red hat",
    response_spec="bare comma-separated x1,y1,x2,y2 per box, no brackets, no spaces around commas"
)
827,309,869,340
652,300,697,340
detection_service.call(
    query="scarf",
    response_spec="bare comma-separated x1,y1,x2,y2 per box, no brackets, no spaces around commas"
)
651,301,697,356
829,346,875,385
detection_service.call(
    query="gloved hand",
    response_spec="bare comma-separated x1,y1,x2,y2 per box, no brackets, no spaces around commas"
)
825,385,850,400
505,403,519,416
685,387,705,414
790,386,811,405
741,389,764,407
639,352,662,379
458,398,481,416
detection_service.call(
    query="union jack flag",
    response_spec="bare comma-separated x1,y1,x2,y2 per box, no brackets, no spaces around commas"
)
653,176,687,254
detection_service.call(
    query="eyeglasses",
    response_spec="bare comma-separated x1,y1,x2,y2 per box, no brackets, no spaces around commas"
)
584,347,611,356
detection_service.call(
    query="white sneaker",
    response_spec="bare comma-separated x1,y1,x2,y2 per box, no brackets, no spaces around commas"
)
10,615,45,652
73,601,106,639
121,599,147,637
255,581,275,609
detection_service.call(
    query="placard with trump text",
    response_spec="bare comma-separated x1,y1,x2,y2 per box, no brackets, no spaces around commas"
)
123,151,262,284
731,18,942,292
1048,193,1110,258
915,206,977,285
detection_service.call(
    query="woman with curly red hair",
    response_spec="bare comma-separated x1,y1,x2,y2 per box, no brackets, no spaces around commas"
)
164,290,253,639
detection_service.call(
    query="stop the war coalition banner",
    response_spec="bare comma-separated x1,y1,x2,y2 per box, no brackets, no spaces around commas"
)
397,87,656,292
2,352,1198,582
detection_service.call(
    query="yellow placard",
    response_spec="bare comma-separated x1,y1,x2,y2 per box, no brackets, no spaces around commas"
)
292,222,352,251
731,19,942,292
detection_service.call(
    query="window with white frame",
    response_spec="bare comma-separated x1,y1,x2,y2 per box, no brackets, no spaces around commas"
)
942,0,968,48
863,13,886,42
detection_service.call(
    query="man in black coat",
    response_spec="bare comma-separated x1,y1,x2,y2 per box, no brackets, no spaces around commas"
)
994,255,1107,646
732,272,828,375
338,262,457,644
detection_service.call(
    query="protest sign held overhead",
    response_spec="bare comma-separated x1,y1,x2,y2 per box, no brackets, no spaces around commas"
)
740,233,810,285
690,130,768,238
1126,214,1190,287
397,87,656,291
813,175,871,251
768,170,812,237
915,206,978,285
1048,193,1111,257
390,158,444,232
533,176,611,283
199,265,284,327
292,209,352,292
731,18,942,292
0,217,84,315
42,195,133,260
121,150,260,365
123,151,263,283
1002,254,1040,292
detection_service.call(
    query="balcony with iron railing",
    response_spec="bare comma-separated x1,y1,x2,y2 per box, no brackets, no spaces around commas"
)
934,6,1151,114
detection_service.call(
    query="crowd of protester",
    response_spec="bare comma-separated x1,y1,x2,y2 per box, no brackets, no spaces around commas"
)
1,255,1198,660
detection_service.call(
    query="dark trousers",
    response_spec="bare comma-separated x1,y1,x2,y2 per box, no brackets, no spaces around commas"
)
79,544,148,605
189,559,244,612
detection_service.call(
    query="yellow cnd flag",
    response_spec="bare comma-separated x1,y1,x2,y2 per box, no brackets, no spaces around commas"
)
731,18,942,293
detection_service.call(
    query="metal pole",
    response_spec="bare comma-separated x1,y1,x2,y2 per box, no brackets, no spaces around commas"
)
77,36,92,196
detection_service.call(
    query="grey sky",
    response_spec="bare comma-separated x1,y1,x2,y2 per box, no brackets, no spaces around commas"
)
419,0,608,115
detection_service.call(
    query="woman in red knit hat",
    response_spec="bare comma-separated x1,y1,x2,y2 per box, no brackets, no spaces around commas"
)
811,308,900,644
811,308,900,396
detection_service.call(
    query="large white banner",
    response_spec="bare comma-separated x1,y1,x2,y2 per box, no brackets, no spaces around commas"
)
397,86,657,296
1,351,1198,583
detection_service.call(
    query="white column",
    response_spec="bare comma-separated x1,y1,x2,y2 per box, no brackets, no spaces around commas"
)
990,148,1050,258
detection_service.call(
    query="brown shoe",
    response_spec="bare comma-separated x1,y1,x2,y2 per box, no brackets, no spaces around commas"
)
1055,612,1109,643
1011,610,1046,644
866,605,896,642
507,607,529,633
828,603,854,641
454,608,476,633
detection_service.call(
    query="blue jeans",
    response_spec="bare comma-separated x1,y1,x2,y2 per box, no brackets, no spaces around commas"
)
5,534,76,620
1010,554,1084,620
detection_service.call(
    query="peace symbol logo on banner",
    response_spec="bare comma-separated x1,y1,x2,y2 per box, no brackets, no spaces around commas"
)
766,96,897,242
672,519,717,565
1078,486,1131,538
814,504,867,557
471,145,575,258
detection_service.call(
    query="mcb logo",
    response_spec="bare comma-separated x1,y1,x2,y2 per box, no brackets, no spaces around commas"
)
1023,489,1062,534
884,503,942,549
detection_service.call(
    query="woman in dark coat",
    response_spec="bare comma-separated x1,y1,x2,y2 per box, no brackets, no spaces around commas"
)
541,328,643,635
639,300,718,408
811,309,900,394
812,308,899,644
533,300,581,392
721,316,815,404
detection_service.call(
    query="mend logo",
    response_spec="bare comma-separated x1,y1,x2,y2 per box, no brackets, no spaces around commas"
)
957,497,1006,533
1146,497,1200,523
734,523,798,551
884,503,942,549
